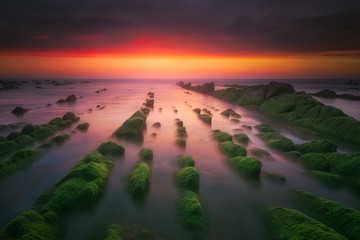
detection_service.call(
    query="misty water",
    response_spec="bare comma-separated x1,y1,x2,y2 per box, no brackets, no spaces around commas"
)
1,80,360,239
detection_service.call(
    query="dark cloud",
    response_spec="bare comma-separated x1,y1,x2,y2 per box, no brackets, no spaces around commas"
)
1,0,360,55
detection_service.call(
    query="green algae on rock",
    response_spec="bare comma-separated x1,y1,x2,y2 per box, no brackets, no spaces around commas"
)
97,141,125,157
292,190,360,240
104,224,125,240
175,167,200,191
11,106,29,116
177,127,187,137
0,149,41,177
176,139,186,148
299,153,331,172
178,155,195,168
113,111,147,142
250,148,270,157
193,108,201,114
219,141,247,157
233,133,249,144
127,162,151,197
50,134,70,144
76,122,89,131
296,140,337,154
198,114,212,124
178,190,207,230
267,206,346,240
227,156,262,179
220,108,241,118
152,122,161,128
140,148,153,162
308,170,343,187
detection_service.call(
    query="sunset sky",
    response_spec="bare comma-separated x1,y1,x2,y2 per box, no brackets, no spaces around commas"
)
1,0,360,79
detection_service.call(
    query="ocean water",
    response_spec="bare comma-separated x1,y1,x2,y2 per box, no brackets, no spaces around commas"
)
0,79,359,239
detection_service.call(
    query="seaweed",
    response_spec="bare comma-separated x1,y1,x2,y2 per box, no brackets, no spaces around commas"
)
0,149,41,177
127,162,150,197
220,108,241,118
293,190,360,239
213,130,232,142
198,114,212,124
76,123,89,131
219,141,247,157
296,140,337,154
178,190,207,230
233,133,249,144
227,156,262,179
267,206,346,240
175,167,200,191
299,153,331,172
140,148,153,162
176,139,186,148
178,155,195,168
97,141,125,157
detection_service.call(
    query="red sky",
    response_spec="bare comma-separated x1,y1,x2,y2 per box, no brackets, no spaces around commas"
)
1,1,360,79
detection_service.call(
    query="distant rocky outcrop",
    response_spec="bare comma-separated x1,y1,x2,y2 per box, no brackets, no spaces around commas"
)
312,89,360,100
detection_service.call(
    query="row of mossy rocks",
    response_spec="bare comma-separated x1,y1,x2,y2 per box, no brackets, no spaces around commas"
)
177,81,360,146
0,112,81,157
254,123,360,191
212,128,360,239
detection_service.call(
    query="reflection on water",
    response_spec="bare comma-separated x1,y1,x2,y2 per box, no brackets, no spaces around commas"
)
0,80,360,239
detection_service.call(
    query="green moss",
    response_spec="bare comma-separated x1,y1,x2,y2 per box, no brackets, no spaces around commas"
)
140,107,150,115
145,99,154,108
178,190,207,230
308,170,343,187
233,133,249,144
177,127,187,137
257,132,295,152
31,126,57,140
250,148,270,157
13,135,35,147
175,167,200,191
38,150,113,214
263,172,286,183
267,206,346,240
7,131,23,140
202,109,212,115
325,152,360,176
152,122,161,128
113,116,146,142
219,141,247,157
227,157,262,179
213,131,232,142
76,122,89,131
296,140,337,154
0,136,6,142
193,108,201,114
178,155,195,168
220,108,241,118
0,149,41,177
284,151,302,159
176,120,183,127
198,114,212,124
104,224,125,240
293,190,360,239
0,210,56,240
127,162,150,197
50,134,70,144
300,153,331,172
176,139,186,148
255,123,274,133
11,106,29,115
39,142,53,149
0,140,18,156
242,125,252,130
97,141,125,157
134,229,154,240
140,148,153,162
62,112,77,121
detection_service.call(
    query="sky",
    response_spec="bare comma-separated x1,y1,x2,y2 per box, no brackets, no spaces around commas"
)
1,0,360,79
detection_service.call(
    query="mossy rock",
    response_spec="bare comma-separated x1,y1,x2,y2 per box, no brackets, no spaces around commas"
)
145,99,154,108
13,135,35,147
31,126,56,140
104,224,125,240
140,148,153,162
324,152,360,176
219,141,247,157
267,206,347,240
76,122,89,131
130,110,147,120
293,190,360,239
127,162,150,197
213,131,232,142
250,148,270,157
97,141,124,157
233,133,249,144
0,210,56,240
50,134,70,144
113,117,145,141
193,108,201,114
308,170,343,187
11,106,29,115
177,127,187,137
178,155,195,168
21,124,38,135
176,120,183,128
198,114,212,124
175,167,200,191
220,108,241,118
62,112,77,121
134,228,155,240
296,140,337,154
65,94,77,103
284,151,302,159
300,153,331,172
178,190,207,230
202,108,212,115
7,131,23,141
0,149,41,177
242,125,252,130
0,140,18,156
152,122,161,128
227,157,262,179
257,132,295,152
176,139,186,148
255,124,274,133
38,150,113,213
263,172,286,183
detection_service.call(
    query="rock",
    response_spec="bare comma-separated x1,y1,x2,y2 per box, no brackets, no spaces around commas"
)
56,99,66,104
11,106,29,116
65,94,77,103
264,81,295,100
